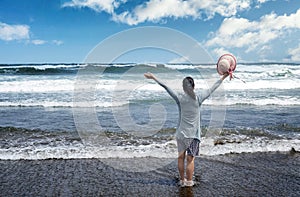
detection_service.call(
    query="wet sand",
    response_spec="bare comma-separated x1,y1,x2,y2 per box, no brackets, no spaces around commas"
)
1,151,299,196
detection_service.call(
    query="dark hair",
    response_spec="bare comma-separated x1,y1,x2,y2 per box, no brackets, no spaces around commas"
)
183,77,196,100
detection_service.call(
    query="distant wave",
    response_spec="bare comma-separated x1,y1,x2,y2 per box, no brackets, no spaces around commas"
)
0,64,80,75
1,63,299,75
0,63,219,75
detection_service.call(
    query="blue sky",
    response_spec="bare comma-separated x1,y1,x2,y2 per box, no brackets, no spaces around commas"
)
0,0,300,63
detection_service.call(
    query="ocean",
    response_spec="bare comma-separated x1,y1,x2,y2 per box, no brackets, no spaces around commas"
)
0,63,299,163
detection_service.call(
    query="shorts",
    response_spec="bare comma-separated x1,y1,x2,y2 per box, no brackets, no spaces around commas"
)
176,138,200,157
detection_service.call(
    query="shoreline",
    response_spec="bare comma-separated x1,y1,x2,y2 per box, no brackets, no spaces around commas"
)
1,151,299,196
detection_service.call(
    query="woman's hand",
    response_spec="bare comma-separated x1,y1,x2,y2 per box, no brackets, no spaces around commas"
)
144,72,156,80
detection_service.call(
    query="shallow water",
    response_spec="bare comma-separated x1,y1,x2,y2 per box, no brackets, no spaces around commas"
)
0,105,299,160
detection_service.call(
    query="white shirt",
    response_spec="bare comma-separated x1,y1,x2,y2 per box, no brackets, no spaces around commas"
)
156,79,222,140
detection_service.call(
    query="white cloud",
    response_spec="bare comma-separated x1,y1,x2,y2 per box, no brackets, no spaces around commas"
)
0,21,64,46
113,0,198,25
63,0,269,25
32,39,47,45
288,44,300,62
212,47,231,57
0,22,30,41
52,40,63,45
206,9,300,53
31,39,64,46
113,0,261,25
62,0,120,14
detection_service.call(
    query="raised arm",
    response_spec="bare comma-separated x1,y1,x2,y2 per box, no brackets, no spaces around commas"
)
198,73,229,103
144,72,179,104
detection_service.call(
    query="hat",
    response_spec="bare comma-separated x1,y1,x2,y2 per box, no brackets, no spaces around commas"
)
217,54,237,79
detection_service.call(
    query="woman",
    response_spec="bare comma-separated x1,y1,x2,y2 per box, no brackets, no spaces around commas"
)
144,72,229,187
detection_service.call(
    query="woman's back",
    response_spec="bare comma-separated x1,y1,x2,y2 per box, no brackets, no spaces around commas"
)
177,93,200,139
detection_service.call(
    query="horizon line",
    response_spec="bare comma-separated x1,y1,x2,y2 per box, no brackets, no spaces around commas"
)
0,62,299,65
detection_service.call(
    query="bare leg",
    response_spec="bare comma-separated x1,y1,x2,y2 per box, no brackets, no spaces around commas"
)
186,155,195,181
178,151,186,181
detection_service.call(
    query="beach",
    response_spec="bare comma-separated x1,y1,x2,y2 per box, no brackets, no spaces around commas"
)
1,151,299,196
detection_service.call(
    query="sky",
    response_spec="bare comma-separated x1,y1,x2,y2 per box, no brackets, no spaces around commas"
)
0,0,300,63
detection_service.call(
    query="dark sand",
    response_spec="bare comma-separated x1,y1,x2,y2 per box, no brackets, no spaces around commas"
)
1,151,299,197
